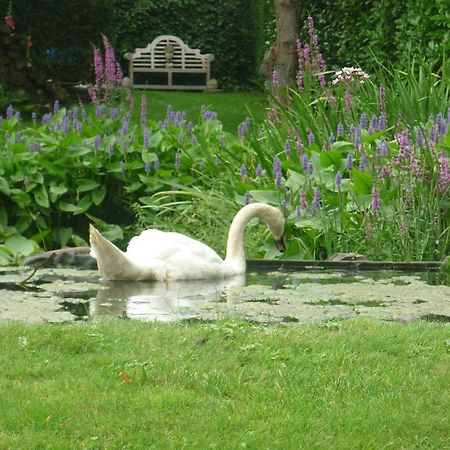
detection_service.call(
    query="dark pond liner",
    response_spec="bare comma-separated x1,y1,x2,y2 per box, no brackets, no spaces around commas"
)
247,260,442,272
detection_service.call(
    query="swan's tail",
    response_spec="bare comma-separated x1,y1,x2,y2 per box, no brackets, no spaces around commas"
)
89,225,131,280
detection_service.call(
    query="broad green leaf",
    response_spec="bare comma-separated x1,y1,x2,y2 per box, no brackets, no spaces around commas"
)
76,179,100,192
331,141,354,152
71,234,88,247
0,207,7,227
320,151,344,169
351,169,373,195
295,217,324,231
5,234,36,256
73,195,93,215
102,224,123,242
0,177,10,195
149,131,163,148
0,247,11,265
91,185,106,205
285,170,306,190
50,184,68,196
34,185,49,208
248,190,280,205
58,202,83,213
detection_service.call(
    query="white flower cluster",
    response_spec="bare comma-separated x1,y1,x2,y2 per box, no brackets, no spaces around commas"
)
332,67,370,85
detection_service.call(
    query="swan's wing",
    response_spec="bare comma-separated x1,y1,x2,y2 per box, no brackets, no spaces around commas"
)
125,229,224,274
126,230,222,262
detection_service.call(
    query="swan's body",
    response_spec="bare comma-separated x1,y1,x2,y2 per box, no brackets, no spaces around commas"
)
89,202,285,281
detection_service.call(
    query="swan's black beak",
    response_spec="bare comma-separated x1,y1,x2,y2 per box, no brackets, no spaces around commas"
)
276,236,286,253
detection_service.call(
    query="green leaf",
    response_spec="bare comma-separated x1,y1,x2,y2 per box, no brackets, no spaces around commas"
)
34,185,50,208
285,170,306,191
102,224,123,242
71,234,88,247
5,234,37,257
0,247,11,266
91,185,106,205
351,169,373,195
320,151,344,169
248,190,280,205
149,131,163,148
0,207,7,227
50,184,68,196
76,179,101,192
0,177,10,195
58,202,83,213
331,141,354,152
73,195,93,215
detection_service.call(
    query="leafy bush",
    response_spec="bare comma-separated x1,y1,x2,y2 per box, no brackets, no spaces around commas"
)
0,0,268,88
296,0,450,72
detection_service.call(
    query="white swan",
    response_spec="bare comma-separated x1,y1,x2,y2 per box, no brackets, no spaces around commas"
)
89,202,285,281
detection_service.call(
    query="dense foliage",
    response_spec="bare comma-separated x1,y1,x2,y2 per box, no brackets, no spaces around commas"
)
298,0,450,72
0,0,268,88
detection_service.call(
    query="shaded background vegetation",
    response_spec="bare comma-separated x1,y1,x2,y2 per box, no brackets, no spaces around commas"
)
0,0,448,93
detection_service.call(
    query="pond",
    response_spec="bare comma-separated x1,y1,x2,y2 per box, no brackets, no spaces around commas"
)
0,263,449,324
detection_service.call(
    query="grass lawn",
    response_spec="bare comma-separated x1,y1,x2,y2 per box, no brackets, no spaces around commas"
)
0,319,449,449
130,90,268,133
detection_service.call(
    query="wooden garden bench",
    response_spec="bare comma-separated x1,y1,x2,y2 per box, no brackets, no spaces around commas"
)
124,35,214,90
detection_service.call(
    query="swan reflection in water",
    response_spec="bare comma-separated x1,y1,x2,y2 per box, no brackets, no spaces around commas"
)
91,275,246,321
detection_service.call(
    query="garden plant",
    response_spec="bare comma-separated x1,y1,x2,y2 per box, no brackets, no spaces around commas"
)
0,18,449,265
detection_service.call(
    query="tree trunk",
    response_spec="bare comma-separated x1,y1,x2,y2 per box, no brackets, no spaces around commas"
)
260,0,299,86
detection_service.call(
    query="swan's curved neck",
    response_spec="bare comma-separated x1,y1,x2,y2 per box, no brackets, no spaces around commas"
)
224,203,273,273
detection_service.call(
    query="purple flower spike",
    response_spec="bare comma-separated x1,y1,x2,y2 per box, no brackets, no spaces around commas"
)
360,113,368,130
295,205,301,221
94,135,101,151
379,113,387,131
312,188,321,212
335,172,342,189
301,154,309,171
284,140,291,156
256,164,263,177
154,157,160,171
371,187,380,215
273,155,281,174
377,140,388,156
145,160,151,175
300,190,308,209
346,153,354,171
54,100,60,114
275,171,283,190
6,105,13,120
337,123,344,136
240,165,247,177
307,162,314,176
244,192,251,205
308,132,315,145
416,128,425,148
140,95,147,126
175,152,181,170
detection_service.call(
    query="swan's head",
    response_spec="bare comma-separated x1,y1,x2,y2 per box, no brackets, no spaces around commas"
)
257,204,285,251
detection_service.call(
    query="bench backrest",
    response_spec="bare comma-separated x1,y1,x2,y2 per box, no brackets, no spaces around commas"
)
125,35,214,70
